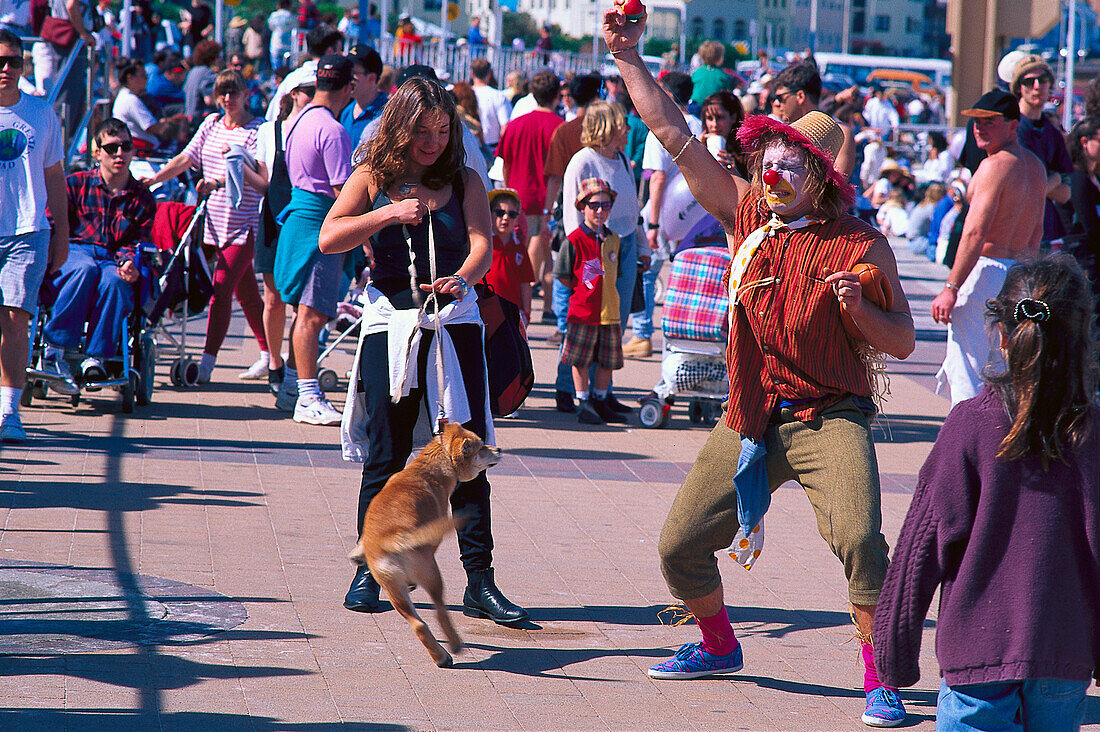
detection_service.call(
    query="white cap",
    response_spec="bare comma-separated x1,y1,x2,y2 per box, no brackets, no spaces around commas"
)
997,50,1030,85
285,65,317,91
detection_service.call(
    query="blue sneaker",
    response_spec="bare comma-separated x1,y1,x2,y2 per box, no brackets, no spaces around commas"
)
647,642,743,680
862,686,905,727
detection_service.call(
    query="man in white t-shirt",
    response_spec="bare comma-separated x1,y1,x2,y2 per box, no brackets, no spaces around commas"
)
0,31,69,444
470,58,511,158
626,71,702,358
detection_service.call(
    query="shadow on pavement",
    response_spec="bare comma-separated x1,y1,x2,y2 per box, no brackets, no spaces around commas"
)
458,641,668,680
871,414,944,444
0,709,406,731
504,447,649,461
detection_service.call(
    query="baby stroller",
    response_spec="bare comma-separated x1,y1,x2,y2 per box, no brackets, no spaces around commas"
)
22,245,161,413
638,245,732,429
145,199,214,387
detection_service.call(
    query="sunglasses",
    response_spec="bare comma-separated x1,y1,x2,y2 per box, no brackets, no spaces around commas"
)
585,200,612,210
100,141,134,155
0,55,24,71
1021,75,1052,87
773,90,795,103
492,208,519,219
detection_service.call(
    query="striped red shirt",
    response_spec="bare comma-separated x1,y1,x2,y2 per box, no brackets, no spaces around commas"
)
724,192,884,440
183,113,263,249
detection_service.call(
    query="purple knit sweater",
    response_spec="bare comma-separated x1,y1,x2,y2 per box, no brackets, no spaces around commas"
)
873,386,1100,688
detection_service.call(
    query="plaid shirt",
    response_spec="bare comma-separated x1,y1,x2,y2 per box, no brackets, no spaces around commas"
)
66,170,157,261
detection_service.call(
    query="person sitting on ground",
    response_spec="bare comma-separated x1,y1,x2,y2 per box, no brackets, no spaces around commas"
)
482,188,535,326
112,58,187,149
40,119,156,392
553,178,626,425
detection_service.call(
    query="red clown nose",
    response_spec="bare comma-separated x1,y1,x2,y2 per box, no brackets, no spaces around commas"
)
762,169,780,186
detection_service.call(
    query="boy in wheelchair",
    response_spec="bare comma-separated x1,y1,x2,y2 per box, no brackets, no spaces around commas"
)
38,119,157,393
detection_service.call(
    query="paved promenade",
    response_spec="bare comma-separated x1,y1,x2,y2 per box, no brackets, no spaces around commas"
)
2,240,1097,730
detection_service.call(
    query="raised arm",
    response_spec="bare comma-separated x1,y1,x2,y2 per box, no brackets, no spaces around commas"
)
604,8,746,227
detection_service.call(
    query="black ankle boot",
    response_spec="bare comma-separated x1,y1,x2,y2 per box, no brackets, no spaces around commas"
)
462,568,529,625
344,564,385,613
591,396,628,424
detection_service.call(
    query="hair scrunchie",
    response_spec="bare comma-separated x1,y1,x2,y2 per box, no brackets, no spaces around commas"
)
1014,297,1051,324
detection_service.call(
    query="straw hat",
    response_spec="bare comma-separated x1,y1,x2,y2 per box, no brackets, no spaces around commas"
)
1009,54,1054,97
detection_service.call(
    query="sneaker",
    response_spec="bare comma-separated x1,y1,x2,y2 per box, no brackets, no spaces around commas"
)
268,365,285,395
0,412,26,444
648,642,743,680
40,354,79,396
197,359,215,384
554,389,576,414
81,357,107,382
546,330,564,347
238,352,270,380
275,378,298,412
622,336,653,358
577,403,604,424
862,687,906,728
293,396,342,425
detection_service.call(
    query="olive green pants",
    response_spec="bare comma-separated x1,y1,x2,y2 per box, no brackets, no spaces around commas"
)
657,398,889,606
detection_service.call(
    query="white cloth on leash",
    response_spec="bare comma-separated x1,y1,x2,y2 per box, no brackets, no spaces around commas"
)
341,286,496,462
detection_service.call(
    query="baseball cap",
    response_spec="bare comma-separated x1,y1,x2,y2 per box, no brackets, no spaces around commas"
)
316,54,353,90
348,44,382,76
960,89,1019,120
283,64,317,92
395,64,440,88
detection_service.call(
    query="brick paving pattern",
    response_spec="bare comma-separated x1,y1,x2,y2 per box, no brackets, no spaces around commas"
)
1,241,1097,730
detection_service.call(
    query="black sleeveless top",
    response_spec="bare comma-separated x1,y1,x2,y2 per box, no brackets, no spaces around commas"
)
369,182,468,310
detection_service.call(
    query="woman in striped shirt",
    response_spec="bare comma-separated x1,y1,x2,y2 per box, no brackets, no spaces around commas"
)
144,69,270,383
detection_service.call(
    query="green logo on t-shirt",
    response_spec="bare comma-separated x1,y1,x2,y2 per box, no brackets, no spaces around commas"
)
0,128,29,163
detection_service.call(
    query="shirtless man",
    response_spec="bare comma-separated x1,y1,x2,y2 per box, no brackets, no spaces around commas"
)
771,62,857,178
930,90,1046,405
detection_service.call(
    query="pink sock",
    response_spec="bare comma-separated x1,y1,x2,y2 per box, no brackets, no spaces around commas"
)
862,641,897,693
697,609,738,656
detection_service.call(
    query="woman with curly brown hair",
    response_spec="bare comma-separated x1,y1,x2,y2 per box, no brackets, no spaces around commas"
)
319,76,528,625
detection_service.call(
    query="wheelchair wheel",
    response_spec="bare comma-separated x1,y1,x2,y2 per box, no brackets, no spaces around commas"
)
318,368,339,393
136,336,156,406
32,381,48,401
121,373,136,413
639,398,667,429
171,357,199,387
70,393,80,407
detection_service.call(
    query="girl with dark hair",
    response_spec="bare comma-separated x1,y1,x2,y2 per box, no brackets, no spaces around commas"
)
319,76,528,626
700,90,747,177
1065,116,1100,336
874,253,1099,730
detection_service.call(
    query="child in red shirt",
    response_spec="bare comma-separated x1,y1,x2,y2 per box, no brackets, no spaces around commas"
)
552,178,626,425
483,189,536,327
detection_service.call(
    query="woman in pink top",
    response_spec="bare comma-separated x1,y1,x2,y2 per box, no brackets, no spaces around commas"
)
145,69,271,383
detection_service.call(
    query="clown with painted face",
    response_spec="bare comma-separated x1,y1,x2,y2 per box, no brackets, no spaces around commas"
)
606,9,918,723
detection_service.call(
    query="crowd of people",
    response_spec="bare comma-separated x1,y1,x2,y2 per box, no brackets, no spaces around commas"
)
0,2,1098,730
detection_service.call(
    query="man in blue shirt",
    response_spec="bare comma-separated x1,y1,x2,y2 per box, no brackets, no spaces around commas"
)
339,44,386,146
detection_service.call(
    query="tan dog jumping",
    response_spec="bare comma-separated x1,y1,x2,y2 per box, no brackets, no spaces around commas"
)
348,422,502,667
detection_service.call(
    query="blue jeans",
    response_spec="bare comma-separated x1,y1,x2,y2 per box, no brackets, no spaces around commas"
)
43,243,134,359
936,679,1089,732
616,232,638,328
631,254,664,340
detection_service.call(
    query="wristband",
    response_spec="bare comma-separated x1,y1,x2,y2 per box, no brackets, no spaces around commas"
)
452,274,470,294
647,222,660,230
944,281,959,292
610,45,638,56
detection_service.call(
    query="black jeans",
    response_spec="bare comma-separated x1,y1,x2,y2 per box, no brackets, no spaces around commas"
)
356,323,494,573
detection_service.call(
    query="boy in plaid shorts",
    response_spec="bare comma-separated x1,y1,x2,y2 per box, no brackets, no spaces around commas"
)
552,178,626,425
